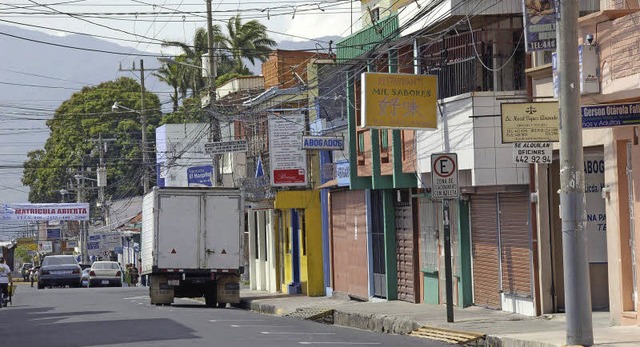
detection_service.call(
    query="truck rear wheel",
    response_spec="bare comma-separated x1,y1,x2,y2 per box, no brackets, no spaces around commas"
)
204,292,217,308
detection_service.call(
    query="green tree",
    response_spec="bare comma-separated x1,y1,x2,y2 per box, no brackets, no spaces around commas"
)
22,77,161,203
219,16,277,73
14,246,31,264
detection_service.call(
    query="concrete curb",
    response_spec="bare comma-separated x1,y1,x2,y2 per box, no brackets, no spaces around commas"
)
242,298,489,342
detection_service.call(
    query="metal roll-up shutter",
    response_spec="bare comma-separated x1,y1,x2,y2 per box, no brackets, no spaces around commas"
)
331,190,369,299
498,191,532,298
395,190,416,302
330,191,348,293
470,194,501,309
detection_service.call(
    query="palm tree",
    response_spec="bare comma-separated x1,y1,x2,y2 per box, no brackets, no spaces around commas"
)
162,27,213,96
152,63,181,112
219,16,277,73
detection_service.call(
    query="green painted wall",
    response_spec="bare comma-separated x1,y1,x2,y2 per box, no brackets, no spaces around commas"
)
382,189,397,300
457,200,473,307
422,270,440,305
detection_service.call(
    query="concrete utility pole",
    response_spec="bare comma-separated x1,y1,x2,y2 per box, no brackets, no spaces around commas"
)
75,174,87,264
206,0,222,186
557,0,594,345
119,60,158,194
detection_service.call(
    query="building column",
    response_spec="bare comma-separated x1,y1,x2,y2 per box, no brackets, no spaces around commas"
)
248,210,257,290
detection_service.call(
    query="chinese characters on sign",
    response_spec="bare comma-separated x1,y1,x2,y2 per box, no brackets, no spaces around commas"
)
501,102,559,143
361,72,438,129
268,114,308,187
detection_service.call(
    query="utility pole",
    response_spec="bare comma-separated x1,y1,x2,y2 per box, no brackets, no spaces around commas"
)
76,173,87,264
557,0,594,345
119,60,159,194
206,0,222,186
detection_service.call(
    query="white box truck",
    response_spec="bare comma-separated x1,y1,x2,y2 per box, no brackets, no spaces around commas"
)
141,187,244,307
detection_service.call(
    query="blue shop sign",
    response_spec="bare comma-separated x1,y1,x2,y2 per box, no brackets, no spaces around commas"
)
582,103,640,128
187,165,213,187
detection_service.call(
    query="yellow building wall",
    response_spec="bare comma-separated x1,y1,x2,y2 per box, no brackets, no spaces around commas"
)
275,190,324,296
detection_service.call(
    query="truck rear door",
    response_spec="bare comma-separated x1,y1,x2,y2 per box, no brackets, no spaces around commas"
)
203,194,242,270
157,193,200,270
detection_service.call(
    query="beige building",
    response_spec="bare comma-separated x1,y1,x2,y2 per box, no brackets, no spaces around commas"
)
528,3,640,325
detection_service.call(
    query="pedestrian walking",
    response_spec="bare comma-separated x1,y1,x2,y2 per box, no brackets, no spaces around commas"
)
0,257,13,307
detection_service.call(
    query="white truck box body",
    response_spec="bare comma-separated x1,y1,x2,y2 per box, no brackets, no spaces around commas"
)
141,187,243,274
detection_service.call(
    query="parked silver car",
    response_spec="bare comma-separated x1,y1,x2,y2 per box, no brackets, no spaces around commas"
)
38,255,82,289
88,261,122,287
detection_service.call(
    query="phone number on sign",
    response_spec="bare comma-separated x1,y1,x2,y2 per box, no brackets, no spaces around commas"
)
515,155,551,164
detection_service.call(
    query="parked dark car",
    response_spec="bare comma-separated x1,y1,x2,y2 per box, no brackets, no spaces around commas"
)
38,255,82,289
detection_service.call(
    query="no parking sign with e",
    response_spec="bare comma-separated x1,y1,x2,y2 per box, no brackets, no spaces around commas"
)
431,153,459,199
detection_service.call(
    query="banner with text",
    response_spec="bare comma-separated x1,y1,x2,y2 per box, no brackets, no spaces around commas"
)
2,203,90,221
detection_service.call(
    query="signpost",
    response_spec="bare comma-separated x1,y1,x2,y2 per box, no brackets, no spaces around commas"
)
204,140,248,155
431,153,459,323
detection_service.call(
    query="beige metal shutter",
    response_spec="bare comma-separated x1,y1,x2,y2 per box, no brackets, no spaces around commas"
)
330,190,368,299
330,191,348,293
470,194,501,309
498,191,532,298
396,192,416,302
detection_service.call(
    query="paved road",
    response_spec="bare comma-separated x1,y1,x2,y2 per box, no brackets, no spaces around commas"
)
0,285,449,347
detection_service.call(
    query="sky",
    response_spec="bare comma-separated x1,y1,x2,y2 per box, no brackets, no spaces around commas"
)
1,0,360,54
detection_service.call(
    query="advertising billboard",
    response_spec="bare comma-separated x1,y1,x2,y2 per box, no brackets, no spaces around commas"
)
268,114,308,187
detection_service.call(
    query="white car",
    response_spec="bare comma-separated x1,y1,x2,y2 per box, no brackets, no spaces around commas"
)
88,261,122,287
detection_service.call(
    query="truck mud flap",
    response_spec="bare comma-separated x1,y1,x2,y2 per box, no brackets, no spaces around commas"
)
216,275,240,304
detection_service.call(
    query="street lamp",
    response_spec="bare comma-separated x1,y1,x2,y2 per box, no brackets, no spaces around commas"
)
112,102,149,194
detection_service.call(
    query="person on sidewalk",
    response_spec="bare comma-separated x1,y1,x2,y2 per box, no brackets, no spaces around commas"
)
0,257,13,307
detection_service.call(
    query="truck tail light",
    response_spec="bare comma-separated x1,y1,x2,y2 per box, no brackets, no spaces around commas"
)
41,270,50,275
116,271,121,277
89,271,95,276
72,269,80,274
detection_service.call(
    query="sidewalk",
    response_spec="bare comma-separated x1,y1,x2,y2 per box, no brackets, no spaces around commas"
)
236,288,640,347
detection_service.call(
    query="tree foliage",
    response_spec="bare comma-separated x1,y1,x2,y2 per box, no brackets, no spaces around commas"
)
22,77,161,203
14,246,31,264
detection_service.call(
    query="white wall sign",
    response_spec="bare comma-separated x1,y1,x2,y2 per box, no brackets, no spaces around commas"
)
513,142,552,164
431,153,459,199
584,152,607,263
268,114,308,187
